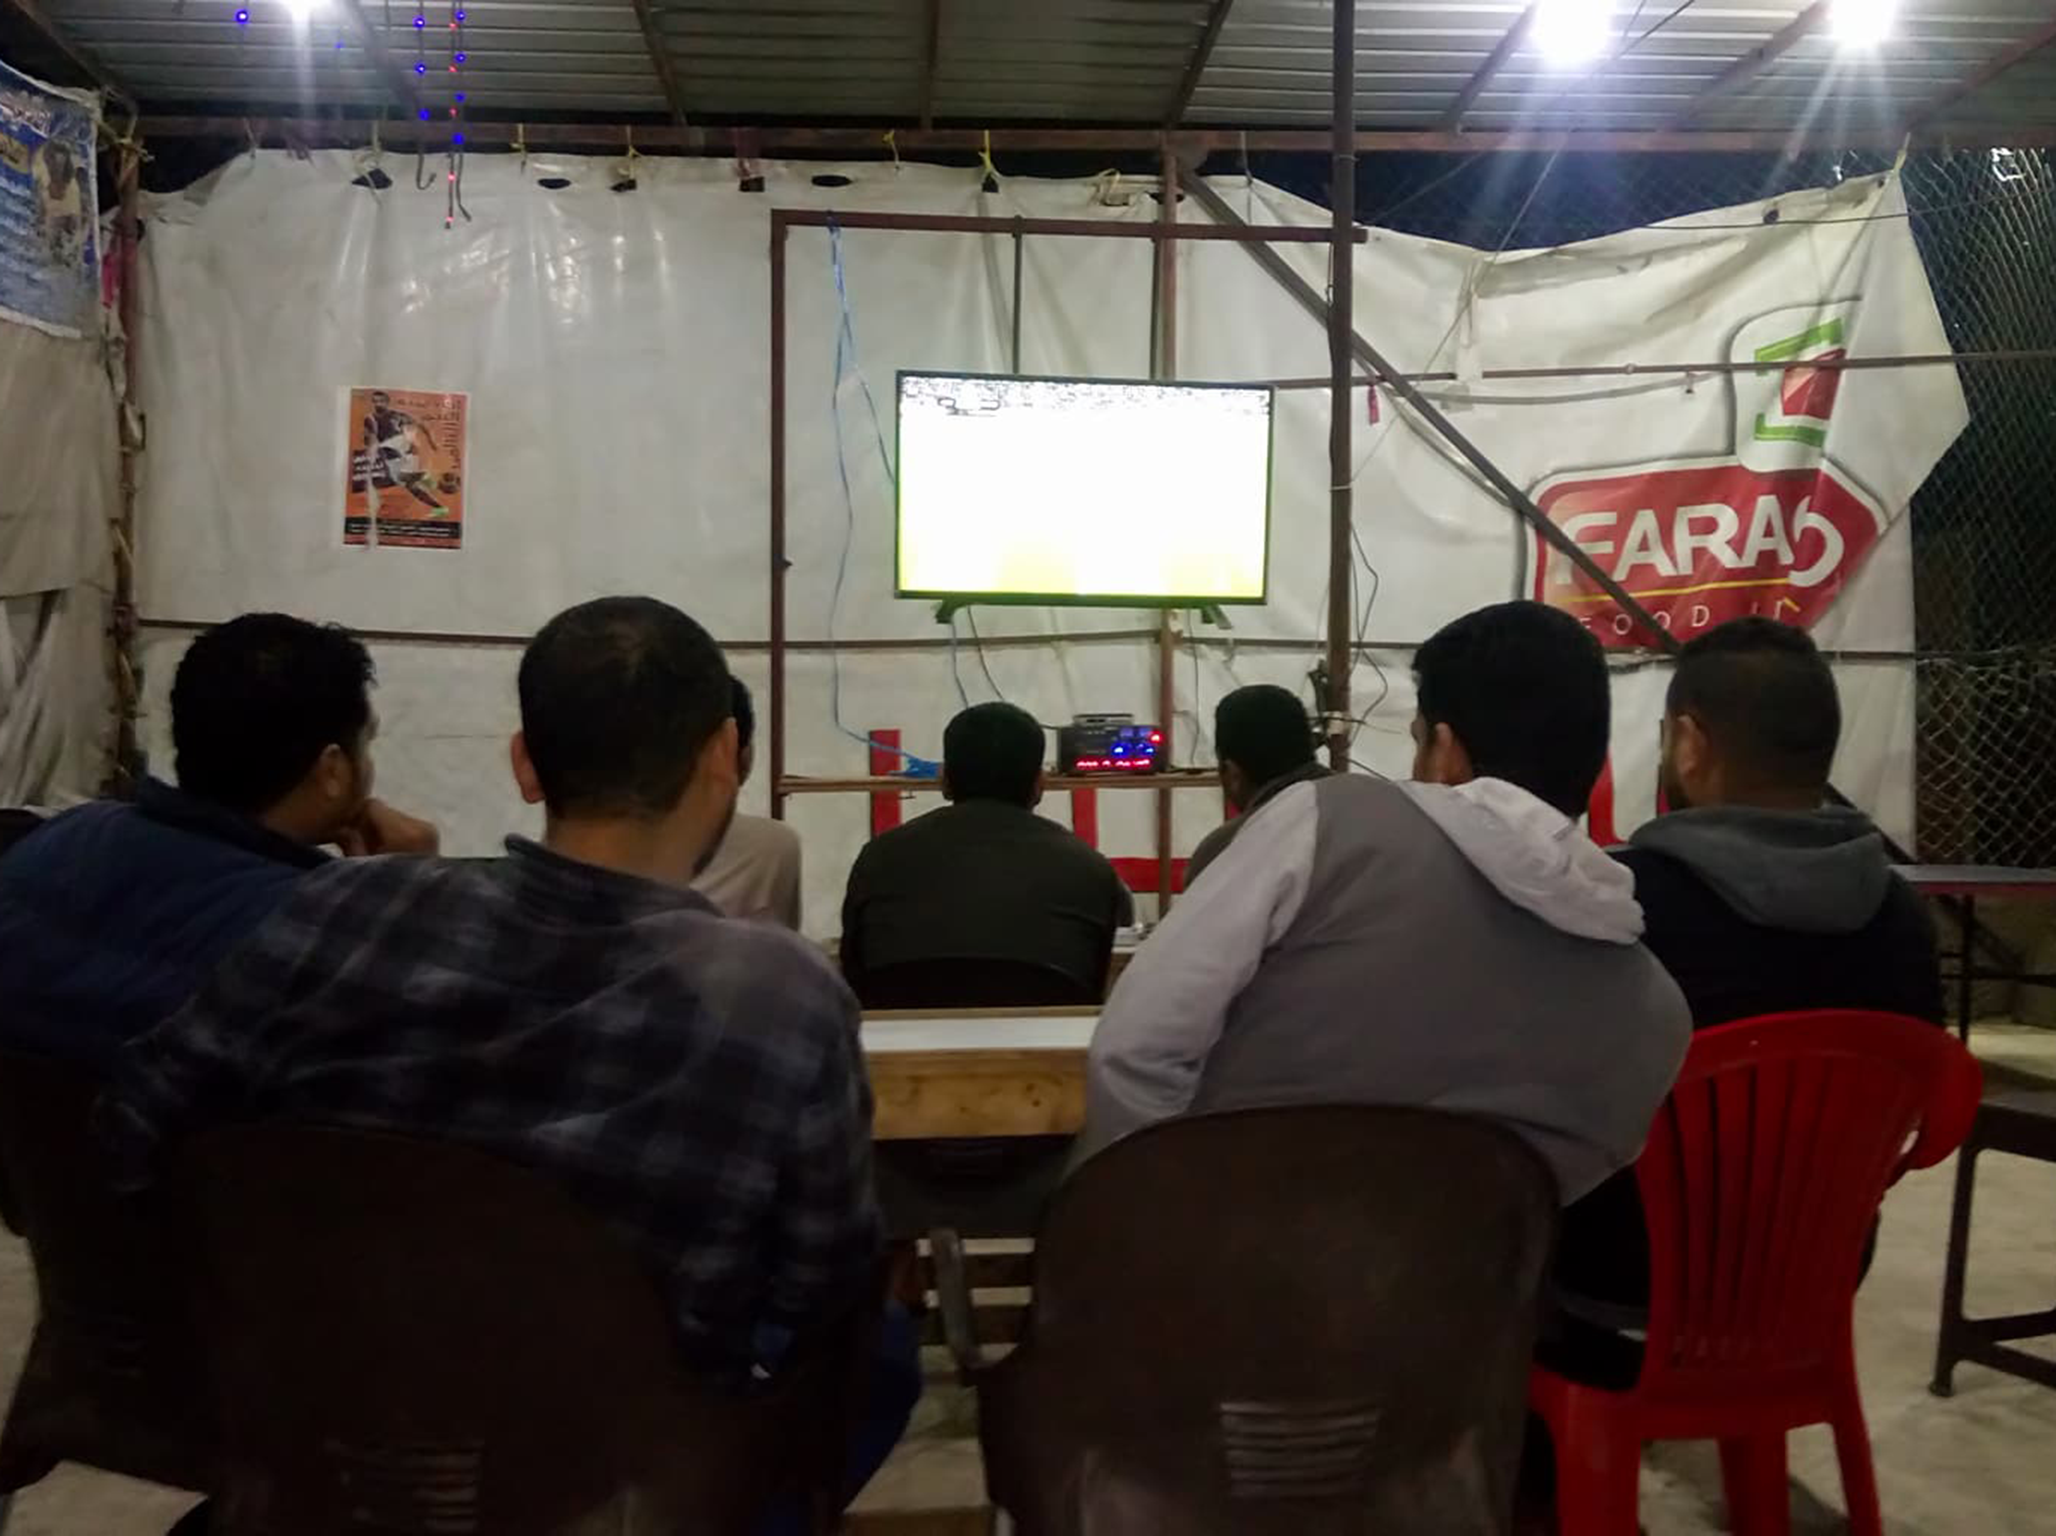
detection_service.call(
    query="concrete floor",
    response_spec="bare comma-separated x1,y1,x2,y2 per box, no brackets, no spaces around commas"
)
4,1031,2054,1534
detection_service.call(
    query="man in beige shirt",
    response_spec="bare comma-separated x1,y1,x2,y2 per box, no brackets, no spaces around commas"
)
692,679,802,928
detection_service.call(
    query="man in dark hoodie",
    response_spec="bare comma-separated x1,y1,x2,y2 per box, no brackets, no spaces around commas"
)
1552,616,1942,1320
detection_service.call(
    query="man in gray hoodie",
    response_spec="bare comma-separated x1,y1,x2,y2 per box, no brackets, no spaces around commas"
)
1081,601,1690,1204
1552,616,1942,1318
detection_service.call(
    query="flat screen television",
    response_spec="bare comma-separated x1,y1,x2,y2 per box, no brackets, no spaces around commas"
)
895,371,1273,607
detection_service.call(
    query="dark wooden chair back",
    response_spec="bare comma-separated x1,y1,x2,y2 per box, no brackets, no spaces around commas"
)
173,1123,858,1536
968,1105,1559,1535
0,1050,215,1496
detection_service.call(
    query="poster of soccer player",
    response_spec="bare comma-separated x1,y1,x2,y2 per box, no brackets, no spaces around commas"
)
344,387,468,550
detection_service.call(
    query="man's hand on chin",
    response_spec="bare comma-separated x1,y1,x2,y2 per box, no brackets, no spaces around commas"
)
336,799,442,858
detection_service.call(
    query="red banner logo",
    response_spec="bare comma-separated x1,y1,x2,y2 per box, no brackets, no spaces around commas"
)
1531,462,1886,647
1530,306,1895,648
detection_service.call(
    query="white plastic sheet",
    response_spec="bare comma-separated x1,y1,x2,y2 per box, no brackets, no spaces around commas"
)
133,153,1961,931
0,585,108,805
0,235,115,804
0,320,114,596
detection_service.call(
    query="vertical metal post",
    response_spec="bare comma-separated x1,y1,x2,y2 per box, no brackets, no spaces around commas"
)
768,214,789,818
1325,0,1356,770
1154,145,1180,909
1010,221,1025,372
106,140,145,793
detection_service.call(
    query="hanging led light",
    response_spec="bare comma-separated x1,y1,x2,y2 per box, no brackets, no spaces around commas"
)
444,0,471,230
1532,0,1612,65
1829,0,1897,47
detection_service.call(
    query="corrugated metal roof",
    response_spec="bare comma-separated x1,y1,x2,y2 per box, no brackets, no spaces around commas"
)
30,0,2056,136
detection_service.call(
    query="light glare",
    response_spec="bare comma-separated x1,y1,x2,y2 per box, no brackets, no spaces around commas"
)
282,0,330,17
1830,0,1896,47
1533,0,1612,65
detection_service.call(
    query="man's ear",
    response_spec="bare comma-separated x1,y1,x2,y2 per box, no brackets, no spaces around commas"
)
510,731,546,807
701,719,741,787
1030,768,1047,808
1220,761,1248,810
1671,713,1709,784
1424,721,1477,788
310,742,353,803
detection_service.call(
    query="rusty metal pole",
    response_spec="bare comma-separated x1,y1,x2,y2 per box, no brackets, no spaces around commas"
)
1154,144,1180,910
1325,0,1356,770
768,212,789,818
106,137,145,793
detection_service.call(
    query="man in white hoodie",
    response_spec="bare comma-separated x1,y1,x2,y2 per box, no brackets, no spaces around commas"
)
1080,601,1690,1203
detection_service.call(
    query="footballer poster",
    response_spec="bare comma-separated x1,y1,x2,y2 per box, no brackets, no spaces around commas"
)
344,386,467,549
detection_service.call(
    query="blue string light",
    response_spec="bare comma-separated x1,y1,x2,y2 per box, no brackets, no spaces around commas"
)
233,7,249,22
442,0,471,230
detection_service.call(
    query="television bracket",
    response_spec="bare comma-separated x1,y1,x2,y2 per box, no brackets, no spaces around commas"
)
933,601,1234,627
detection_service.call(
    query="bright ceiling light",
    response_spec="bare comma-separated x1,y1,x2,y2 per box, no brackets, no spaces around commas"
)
1532,0,1612,66
1829,0,1897,48
281,0,330,18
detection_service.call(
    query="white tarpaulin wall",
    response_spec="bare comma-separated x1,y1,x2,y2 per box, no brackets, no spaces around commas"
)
132,152,1963,934
0,302,116,806
0,61,114,805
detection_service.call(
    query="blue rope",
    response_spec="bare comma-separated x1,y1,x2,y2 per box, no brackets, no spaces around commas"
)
825,220,945,768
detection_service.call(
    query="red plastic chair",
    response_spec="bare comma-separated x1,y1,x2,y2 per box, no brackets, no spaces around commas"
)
1530,1009,1981,1536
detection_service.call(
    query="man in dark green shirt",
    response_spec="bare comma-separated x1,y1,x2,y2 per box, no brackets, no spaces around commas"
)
840,703,1132,1004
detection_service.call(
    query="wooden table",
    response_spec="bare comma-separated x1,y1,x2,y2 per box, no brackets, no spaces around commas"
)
864,1010,1096,1142
1898,866,2056,1040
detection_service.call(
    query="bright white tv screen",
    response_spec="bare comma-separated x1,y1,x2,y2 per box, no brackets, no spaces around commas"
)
895,373,1273,605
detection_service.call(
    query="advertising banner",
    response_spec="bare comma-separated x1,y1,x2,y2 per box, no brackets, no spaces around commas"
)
0,61,100,337
1529,303,1915,648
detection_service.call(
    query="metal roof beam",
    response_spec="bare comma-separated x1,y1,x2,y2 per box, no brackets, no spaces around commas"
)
130,118,2056,155
1666,0,1829,127
1441,3,1536,131
1903,12,2056,133
1,0,134,112
626,0,690,125
1166,0,1236,125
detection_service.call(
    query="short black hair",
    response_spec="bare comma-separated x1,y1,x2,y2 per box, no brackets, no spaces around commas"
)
172,614,374,814
1414,600,1610,818
1215,684,1316,790
517,597,731,819
1668,617,1839,794
943,702,1045,806
731,677,756,756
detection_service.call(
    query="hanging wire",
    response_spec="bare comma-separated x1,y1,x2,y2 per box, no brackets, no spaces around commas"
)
946,618,974,709
826,219,928,766
1185,610,1214,765
962,611,1010,702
